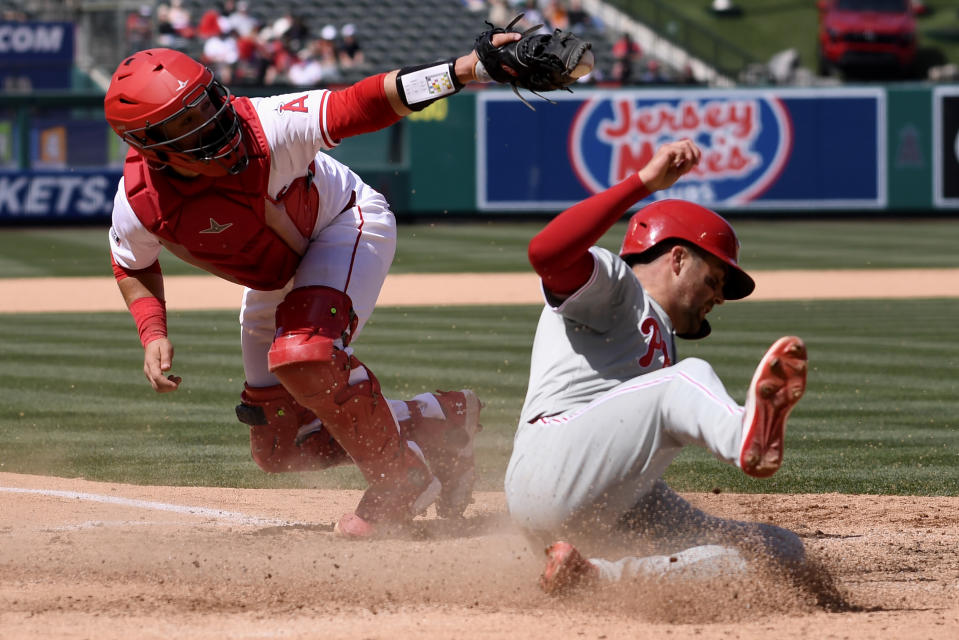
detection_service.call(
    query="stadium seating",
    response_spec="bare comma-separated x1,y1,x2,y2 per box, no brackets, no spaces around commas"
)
175,0,619,85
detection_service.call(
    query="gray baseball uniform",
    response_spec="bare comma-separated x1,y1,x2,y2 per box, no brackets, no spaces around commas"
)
505,247,803,576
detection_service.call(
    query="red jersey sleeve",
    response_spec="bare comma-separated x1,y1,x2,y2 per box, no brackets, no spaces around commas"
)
324,73,402,142
528,173,650,295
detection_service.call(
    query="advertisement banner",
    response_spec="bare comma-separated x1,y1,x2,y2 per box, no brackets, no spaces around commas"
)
478,88,885,212
0,21,75,90
933,87,959,208
0,170,120,221
886,86,932,211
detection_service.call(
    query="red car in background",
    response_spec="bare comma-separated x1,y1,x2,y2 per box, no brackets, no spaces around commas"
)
817,0,918,77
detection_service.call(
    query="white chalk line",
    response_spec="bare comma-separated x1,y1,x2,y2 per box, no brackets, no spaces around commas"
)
0,486,311,528
44,519,207,532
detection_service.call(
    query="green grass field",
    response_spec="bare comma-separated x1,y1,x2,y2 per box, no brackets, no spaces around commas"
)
3,218,959,277
1,221,957,496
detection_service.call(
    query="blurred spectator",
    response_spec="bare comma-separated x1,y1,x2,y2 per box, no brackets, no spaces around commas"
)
544,0,569,31
488,0,511,26
233,25,269,85
461,0,487,12
611,31,642,85
320,24,338,46
283,14,312,55
167,0,194,38
155,4,181,48
263,35,296,85
337,23,364,68
516,0,550,34
216,0,235,35
126,5,153,54
271,10,294,40
316,26,343,83
639,59,667,84
288,46,324,86
227,1,258,38
202,27,239,83
197,6,223,39
567,0,597,33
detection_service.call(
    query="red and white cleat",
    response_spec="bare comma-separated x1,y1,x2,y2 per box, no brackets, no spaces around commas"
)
539,541,600,596
401,389,483,519
740,336,808,478
334,460,442,540
431,389,483,518
333,478,440,540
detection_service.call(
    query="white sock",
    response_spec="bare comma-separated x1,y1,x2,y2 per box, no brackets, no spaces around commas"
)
411,392,445,420
592,545,748,582
388,399,411,422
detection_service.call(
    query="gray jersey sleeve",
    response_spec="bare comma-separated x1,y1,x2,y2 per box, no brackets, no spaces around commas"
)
519,247,676,425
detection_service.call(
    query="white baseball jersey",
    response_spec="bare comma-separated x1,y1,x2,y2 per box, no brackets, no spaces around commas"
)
110,89,361,272
507,247,749,540
506,246,805,573
109,89,398,387
519,246,677,426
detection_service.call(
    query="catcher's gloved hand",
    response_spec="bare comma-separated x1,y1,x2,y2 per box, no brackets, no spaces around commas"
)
475,14,594,110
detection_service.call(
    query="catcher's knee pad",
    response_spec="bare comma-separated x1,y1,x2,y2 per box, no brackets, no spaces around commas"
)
236,383,351,473
267,286,358,372
267,287,430,491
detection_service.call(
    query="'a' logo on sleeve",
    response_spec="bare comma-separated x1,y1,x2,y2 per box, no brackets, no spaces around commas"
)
279,95,309,113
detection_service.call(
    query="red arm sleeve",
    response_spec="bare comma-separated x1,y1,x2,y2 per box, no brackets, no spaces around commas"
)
111,254,166,347
324,73,403,142
528,173,650,294
128,296,168,347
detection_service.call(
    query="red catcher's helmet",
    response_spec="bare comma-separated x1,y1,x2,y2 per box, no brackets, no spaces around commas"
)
620,199,755,300
104,48,248,177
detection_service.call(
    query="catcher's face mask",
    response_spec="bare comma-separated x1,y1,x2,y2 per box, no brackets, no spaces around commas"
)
105,47,248,177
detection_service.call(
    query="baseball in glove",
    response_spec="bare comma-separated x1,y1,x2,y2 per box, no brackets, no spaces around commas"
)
475,14,594,110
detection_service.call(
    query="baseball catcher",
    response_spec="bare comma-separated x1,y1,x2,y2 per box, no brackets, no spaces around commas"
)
474,14,594,110
102,33,519,538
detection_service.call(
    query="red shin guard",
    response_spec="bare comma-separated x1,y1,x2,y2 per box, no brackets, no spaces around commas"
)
237,383,351,473
268,286,436,523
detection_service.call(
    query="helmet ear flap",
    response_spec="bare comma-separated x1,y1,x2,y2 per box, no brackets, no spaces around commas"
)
620,199,755,300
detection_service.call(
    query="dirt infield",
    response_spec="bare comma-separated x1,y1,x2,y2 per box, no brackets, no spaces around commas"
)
1,473,957,640
3,268,959,312
1,271,958,638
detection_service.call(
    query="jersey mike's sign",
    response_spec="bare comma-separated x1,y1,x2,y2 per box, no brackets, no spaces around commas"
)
569,93,792,206
478,88,885,212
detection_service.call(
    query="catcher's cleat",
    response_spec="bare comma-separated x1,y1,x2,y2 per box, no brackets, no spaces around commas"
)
431,390,484,518
539,541,599,596
740,336,808,478
334,474,442,540
401,390,484,519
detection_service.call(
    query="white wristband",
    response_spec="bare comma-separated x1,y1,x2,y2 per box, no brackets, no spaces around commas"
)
398,61,462,108
473,60,493,83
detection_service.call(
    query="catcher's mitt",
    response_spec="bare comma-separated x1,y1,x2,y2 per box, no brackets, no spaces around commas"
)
475,14,593,110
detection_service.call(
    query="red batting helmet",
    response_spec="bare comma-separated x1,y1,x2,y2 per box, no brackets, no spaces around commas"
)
620,199,755,300
104,48,248,176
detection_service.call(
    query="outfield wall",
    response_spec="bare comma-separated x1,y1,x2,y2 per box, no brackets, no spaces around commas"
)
0,84,956,222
